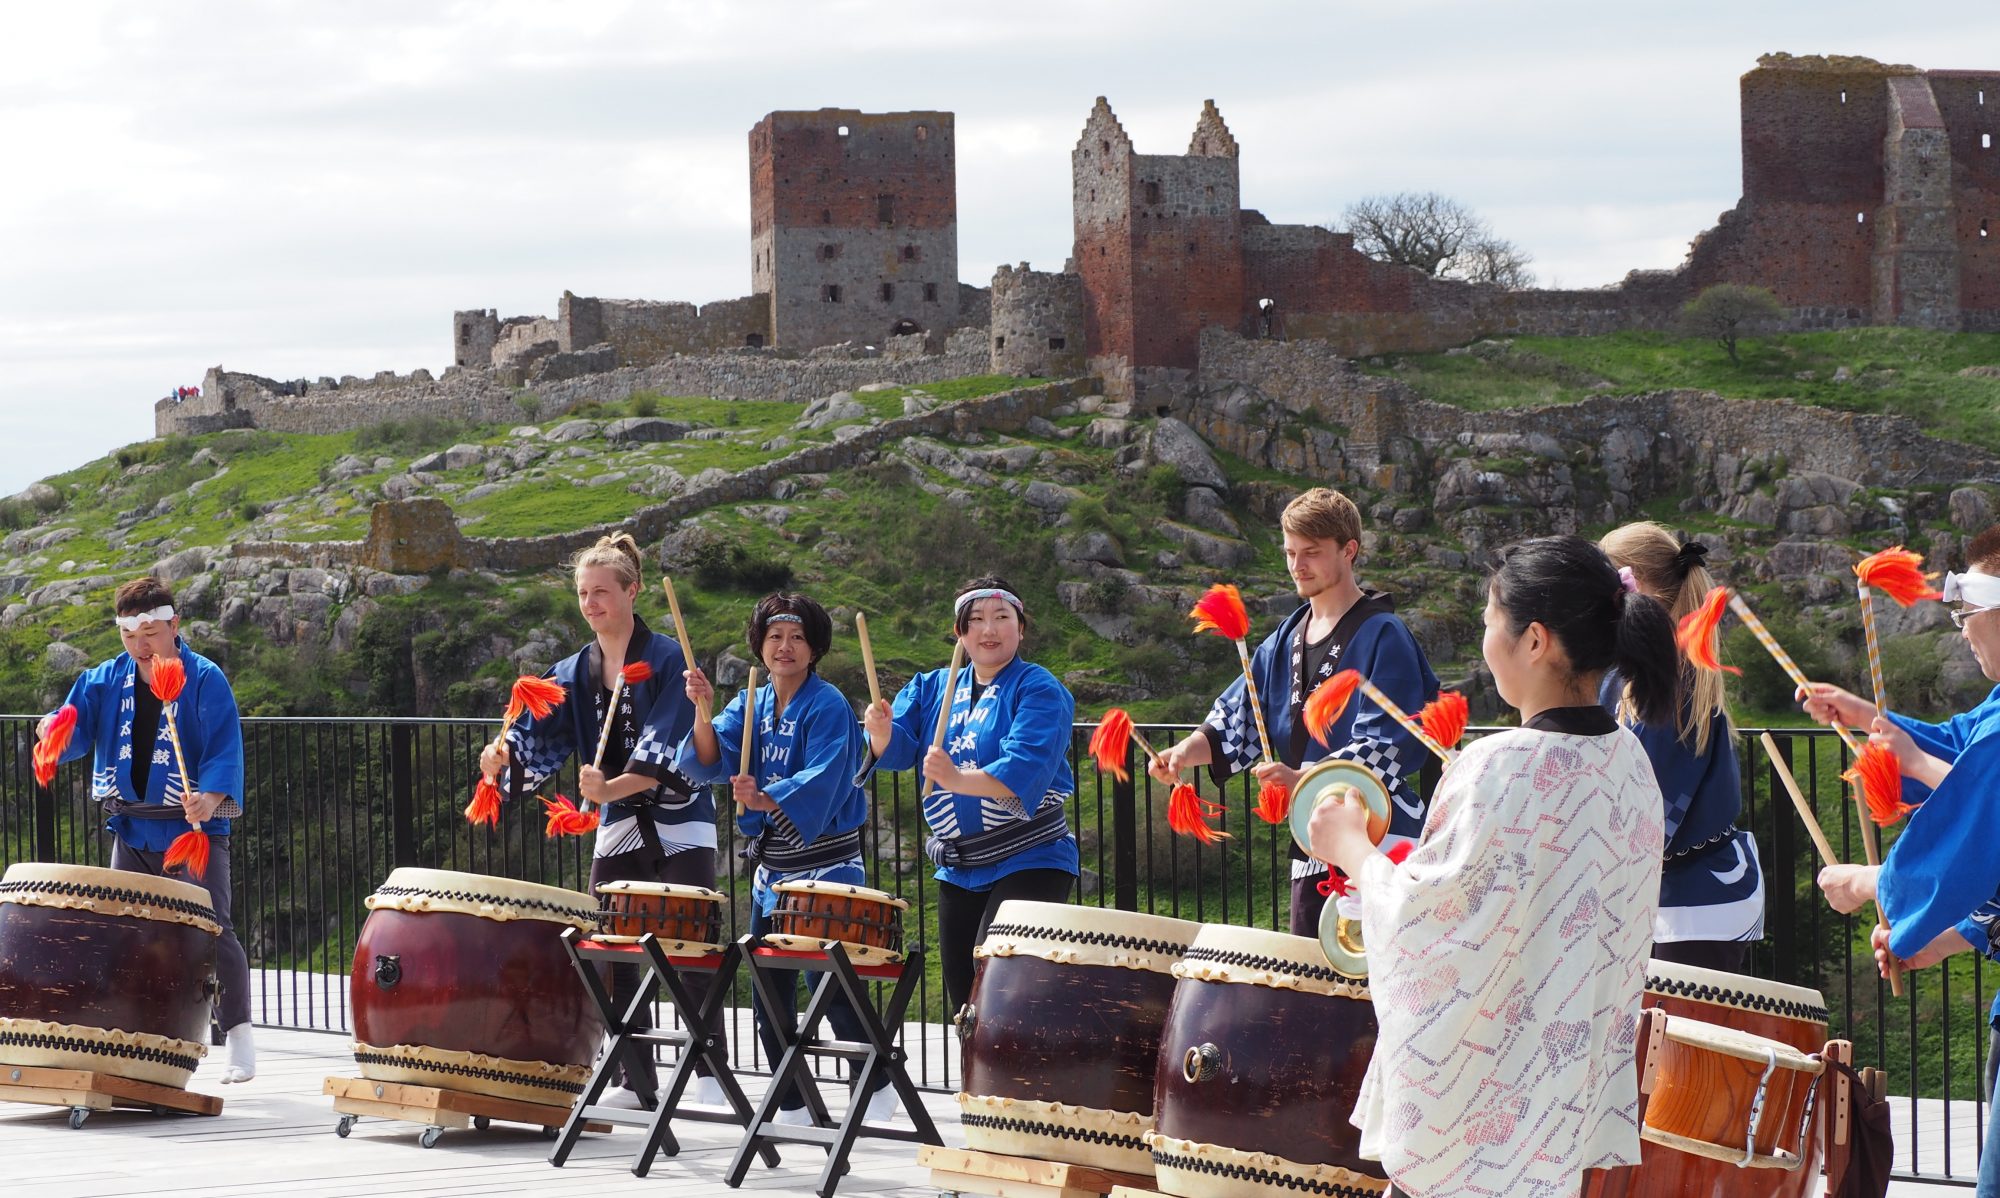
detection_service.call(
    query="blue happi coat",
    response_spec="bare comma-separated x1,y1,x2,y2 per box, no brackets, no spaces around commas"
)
505,616,712,858
51,640,244,852
1200,599,1438,875
1876,686,2000,1015
676,672,868,915
867,654,1080,890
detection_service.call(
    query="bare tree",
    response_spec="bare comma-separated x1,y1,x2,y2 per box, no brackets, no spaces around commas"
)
1678,284,1785,365
1335,192,1535,288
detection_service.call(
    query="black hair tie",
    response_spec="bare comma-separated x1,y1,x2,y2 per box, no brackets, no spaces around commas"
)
1673,541,1709,576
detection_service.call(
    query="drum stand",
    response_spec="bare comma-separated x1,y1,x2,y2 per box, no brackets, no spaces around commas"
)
0,1065,222,1128
551,928,778,1177
323,1075,608,1148
725,937,942,1198
920,1147,1159,1198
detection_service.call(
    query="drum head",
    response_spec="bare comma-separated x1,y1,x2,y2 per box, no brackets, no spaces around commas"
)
771,879,910,910
1316,898,1368,980
595,881,725,902
1290,759,1390,859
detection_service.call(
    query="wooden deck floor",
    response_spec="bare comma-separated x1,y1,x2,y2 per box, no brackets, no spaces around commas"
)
0,1026,1971,1196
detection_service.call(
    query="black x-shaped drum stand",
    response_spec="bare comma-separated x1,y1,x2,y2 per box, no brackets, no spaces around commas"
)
724,936,941,1197
550,927,779,1177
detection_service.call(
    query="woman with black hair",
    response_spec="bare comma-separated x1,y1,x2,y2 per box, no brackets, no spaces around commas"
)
1310,535,1675,1198
680,592,889,1123
862,576,1080,1016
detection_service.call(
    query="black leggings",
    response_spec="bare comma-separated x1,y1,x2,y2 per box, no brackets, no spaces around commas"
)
937,868,1077,1014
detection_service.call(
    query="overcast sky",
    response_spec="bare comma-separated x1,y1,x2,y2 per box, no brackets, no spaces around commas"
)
5,1,1997,497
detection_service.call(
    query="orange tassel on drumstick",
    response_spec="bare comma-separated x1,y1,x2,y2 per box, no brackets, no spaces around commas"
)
147,657,209,881
32,704,78,788
1167,782,1231,844
466,675,568,827
1304,669,1458,765
1188,584,1290,821
541,794,599,837
1851,546,1941,827
1088,707,1165,783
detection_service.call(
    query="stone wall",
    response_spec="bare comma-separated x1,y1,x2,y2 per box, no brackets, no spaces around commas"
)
989,263,1085,377
558,291,772,361
749,109,959,350
236,376,1093,574
453,310,498,369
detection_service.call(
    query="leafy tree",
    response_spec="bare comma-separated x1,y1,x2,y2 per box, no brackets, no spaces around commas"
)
1679,283,1785,365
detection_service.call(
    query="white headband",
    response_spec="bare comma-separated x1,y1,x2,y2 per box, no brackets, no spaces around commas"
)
954,588,1025,618
114,604,175,631
1944,570,2000,610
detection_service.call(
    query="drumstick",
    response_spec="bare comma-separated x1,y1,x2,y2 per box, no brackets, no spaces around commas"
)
661,575,708,722
1728,593,1866,757
1758,732,1839,868
590,662,653,771
854,611,883,708
738,666,760,779
1232,638,1278,764
1354,676,1457,764
923,641,966,798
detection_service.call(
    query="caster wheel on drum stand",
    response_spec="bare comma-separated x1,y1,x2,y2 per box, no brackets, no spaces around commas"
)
541,1126,559,1141
335,1114,355,1138
473,1115,491,1132
419,1125,444,1149
67,1107,89,1130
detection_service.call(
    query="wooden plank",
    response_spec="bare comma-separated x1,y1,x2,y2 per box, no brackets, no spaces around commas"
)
327,1094,475,1129
0,1084,111,1110
1108,1188,1172,1198
929,1167,1099,1198
321,1075,604,1134
90,1073,223,1115
918,1145,1152,1194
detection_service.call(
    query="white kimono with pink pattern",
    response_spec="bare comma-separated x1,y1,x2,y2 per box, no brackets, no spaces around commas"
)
1352,724,1664,1198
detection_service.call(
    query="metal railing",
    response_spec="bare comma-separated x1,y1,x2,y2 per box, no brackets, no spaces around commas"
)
0,714,1984,1184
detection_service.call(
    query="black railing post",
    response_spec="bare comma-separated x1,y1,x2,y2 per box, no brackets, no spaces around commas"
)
390,724,417,869
1113,743,1138,912
1769,732,1798,985
32,778,57,864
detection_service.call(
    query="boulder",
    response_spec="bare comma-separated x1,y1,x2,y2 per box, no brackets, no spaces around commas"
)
547,420,601,443
1146,417,1228,491
151,546,210,584
1054,531,1125,568
1950,487,1993,531
1182,487,1242,537
1158,521,1254,569
605,417,690,444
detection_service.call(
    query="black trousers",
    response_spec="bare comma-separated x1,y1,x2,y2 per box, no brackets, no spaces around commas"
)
588,843,720,1096
112,836,253,1030
1290,871,1331,938
936,868,1076,1015
1649,938,1748,975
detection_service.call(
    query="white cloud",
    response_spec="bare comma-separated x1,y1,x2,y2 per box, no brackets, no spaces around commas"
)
5,0,2000,494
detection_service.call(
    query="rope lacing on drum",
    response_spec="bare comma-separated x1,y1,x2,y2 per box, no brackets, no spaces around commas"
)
371,884,597,927
0,1028,201,1074
1644,975,1829,1024
983,922,1195,958
1150,1148,1381,1197
350,1050,583,1096
1180,945,1349,987
960,1112,1147,1153
0,878,217,923
1743,1045,1778,1166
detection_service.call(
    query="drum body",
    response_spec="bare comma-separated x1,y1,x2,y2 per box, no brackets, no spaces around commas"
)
351,868,604,1105
767,880,908,963
595,880,725,953
0,863,220,1088
1149,925,1388,1198
1628,960,1830,1198
1641,1014,1823,1171
958,901,1202,1173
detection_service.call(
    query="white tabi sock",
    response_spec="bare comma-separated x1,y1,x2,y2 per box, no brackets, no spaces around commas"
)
220,1022,257,1083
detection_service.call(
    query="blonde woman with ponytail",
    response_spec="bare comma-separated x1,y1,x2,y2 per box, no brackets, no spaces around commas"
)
477,530,719,1109
1600,521,1766,971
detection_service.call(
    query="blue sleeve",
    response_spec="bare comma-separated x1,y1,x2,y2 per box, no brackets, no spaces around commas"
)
189,662,244,802
626,645,695,782
1956,912,1999,962
54,666,108,765
764,689,865,844
675,691,745,785
869,671,938,775
507,676,577,792
1888,710,1960,762
982,670,1077,802
1199,627,1284,782
1878,734,2000,958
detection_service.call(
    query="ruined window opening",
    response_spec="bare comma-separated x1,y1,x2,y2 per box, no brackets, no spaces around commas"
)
902,245,919,262
892,319,921,336
818,243,841,261
1187,241,1198,253
1981,219,1991,239
1839,90,1847,104
880,283,895,302
1205,185,1215,200
823,285,842,303
837,125,850,137
1048,337,1066,350
878,194,895,227
1857,212,1867,224
458,327,470,345
1089,189,1096,202
745,333,765,348
1144,181,1162,205
923,283,939,302
915,125,928,142
995,335,1006,351
1979,90,1986,105
1101,140,1109,154
821,209,832,225
1985,133,1994,149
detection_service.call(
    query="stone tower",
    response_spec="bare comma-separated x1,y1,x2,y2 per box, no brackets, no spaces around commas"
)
748,109,959,350
453,309,499,369
989,263,1086,378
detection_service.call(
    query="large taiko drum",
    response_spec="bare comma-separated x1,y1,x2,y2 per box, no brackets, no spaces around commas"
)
1148,925,1388,1198
956,901,1203,1173
0,862,220,1089
1628,960,1831,1198
351,868,604,1106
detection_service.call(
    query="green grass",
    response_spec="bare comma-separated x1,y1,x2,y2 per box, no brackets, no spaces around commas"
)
1367,328,2000,451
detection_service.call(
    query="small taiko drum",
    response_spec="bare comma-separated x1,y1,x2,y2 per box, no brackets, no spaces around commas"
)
1149,924,1388,1198
594,880,726,954
0,863,220,1088
351,868,604,1106
766,880,908,963
957,901,1203,1173
1630,960,1831,1198
1640,1014,1824,1171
